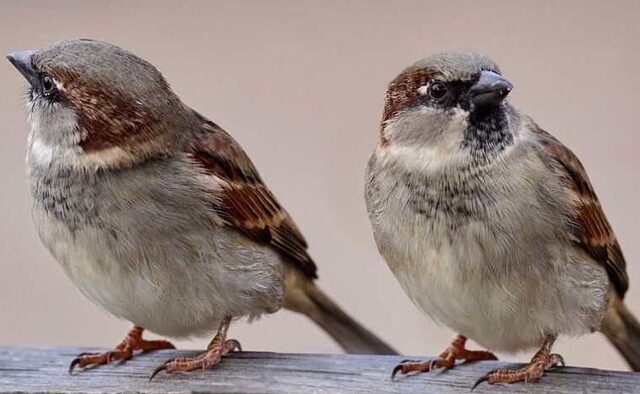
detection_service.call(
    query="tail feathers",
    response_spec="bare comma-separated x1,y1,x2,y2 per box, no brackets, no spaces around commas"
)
602,298,640,371
284,271,397,355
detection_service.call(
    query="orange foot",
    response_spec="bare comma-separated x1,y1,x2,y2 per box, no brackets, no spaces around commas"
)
392,335,497,380
69,326,175,374
472,336,563,390
149,317,240,381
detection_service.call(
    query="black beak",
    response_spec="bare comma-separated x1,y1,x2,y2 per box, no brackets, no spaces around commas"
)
6,50,39,87
469,70,513,108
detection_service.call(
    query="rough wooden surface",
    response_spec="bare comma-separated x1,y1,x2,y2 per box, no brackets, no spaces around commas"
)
0,346,638,393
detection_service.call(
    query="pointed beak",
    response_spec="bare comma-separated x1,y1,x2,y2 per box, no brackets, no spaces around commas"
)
469,70,513,108
6,50,39,87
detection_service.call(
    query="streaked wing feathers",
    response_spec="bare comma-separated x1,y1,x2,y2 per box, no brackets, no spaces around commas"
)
534,127,628,296
191,114,317,278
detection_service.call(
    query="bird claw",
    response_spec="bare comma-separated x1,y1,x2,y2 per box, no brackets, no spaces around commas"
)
391,336,499,383
390,363,405,381
149,337,240,381
390,359,431,381
224,339,242,353
105,351,116,364
69,351,98,373
148,360,170,382
68,357,82,375
550,353,565,368
471,370,493,391
470,351,565,389
68,327,175,375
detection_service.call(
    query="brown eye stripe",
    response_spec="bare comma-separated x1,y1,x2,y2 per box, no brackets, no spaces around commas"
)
381,67,436,126
33,62,169,153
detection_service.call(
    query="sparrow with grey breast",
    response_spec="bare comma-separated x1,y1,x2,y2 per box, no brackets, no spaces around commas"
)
365,52,640,387
6,39,396,379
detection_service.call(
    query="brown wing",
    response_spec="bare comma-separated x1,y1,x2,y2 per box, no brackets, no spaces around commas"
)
190,112,317,278
533,127,628,297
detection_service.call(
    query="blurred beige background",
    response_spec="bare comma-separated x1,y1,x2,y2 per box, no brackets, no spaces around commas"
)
1,0,639,371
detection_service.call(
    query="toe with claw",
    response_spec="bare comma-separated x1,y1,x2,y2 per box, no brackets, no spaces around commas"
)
149,317,240,381
391,335,497,381
471,337,564,390
391,359,430,380
149,337,240,381
69,326,175,374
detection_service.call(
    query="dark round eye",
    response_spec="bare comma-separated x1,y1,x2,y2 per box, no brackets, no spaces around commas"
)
428,81,448,100
41,75,57,96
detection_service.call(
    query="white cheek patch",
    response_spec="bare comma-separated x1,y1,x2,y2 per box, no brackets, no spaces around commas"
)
380,107,471,174
28,136,57,166
380,143,469,174
26,101,87,168
28,135,84,168
447,106,470,132
28,134,139,170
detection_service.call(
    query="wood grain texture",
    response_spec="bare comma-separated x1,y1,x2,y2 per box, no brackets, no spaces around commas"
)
0,347,638,393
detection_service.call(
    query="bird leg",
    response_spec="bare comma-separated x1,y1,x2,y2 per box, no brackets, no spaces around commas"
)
149,316,241,381
69,325,175,374
392,335,497,379
472,336,564,389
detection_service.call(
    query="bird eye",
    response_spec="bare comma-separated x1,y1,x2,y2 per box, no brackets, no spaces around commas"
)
41,75,57,96
428,81,448,101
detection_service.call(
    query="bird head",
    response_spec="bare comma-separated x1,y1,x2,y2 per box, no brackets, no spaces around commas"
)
379,52,516,170
7,39,191,169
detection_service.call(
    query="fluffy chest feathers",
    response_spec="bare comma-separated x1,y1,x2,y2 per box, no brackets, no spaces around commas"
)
366,140,570,271
27,147,285,338
365,140,608,351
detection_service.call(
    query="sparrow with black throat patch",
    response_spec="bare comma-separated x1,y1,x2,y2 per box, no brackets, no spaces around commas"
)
7,38,396,380
364,52,640,387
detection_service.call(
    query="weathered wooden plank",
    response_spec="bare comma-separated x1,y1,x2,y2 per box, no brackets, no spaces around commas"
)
0,346,638,393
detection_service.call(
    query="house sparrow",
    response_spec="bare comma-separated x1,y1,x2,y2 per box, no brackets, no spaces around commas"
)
7,38,396,379
365,52,640,387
